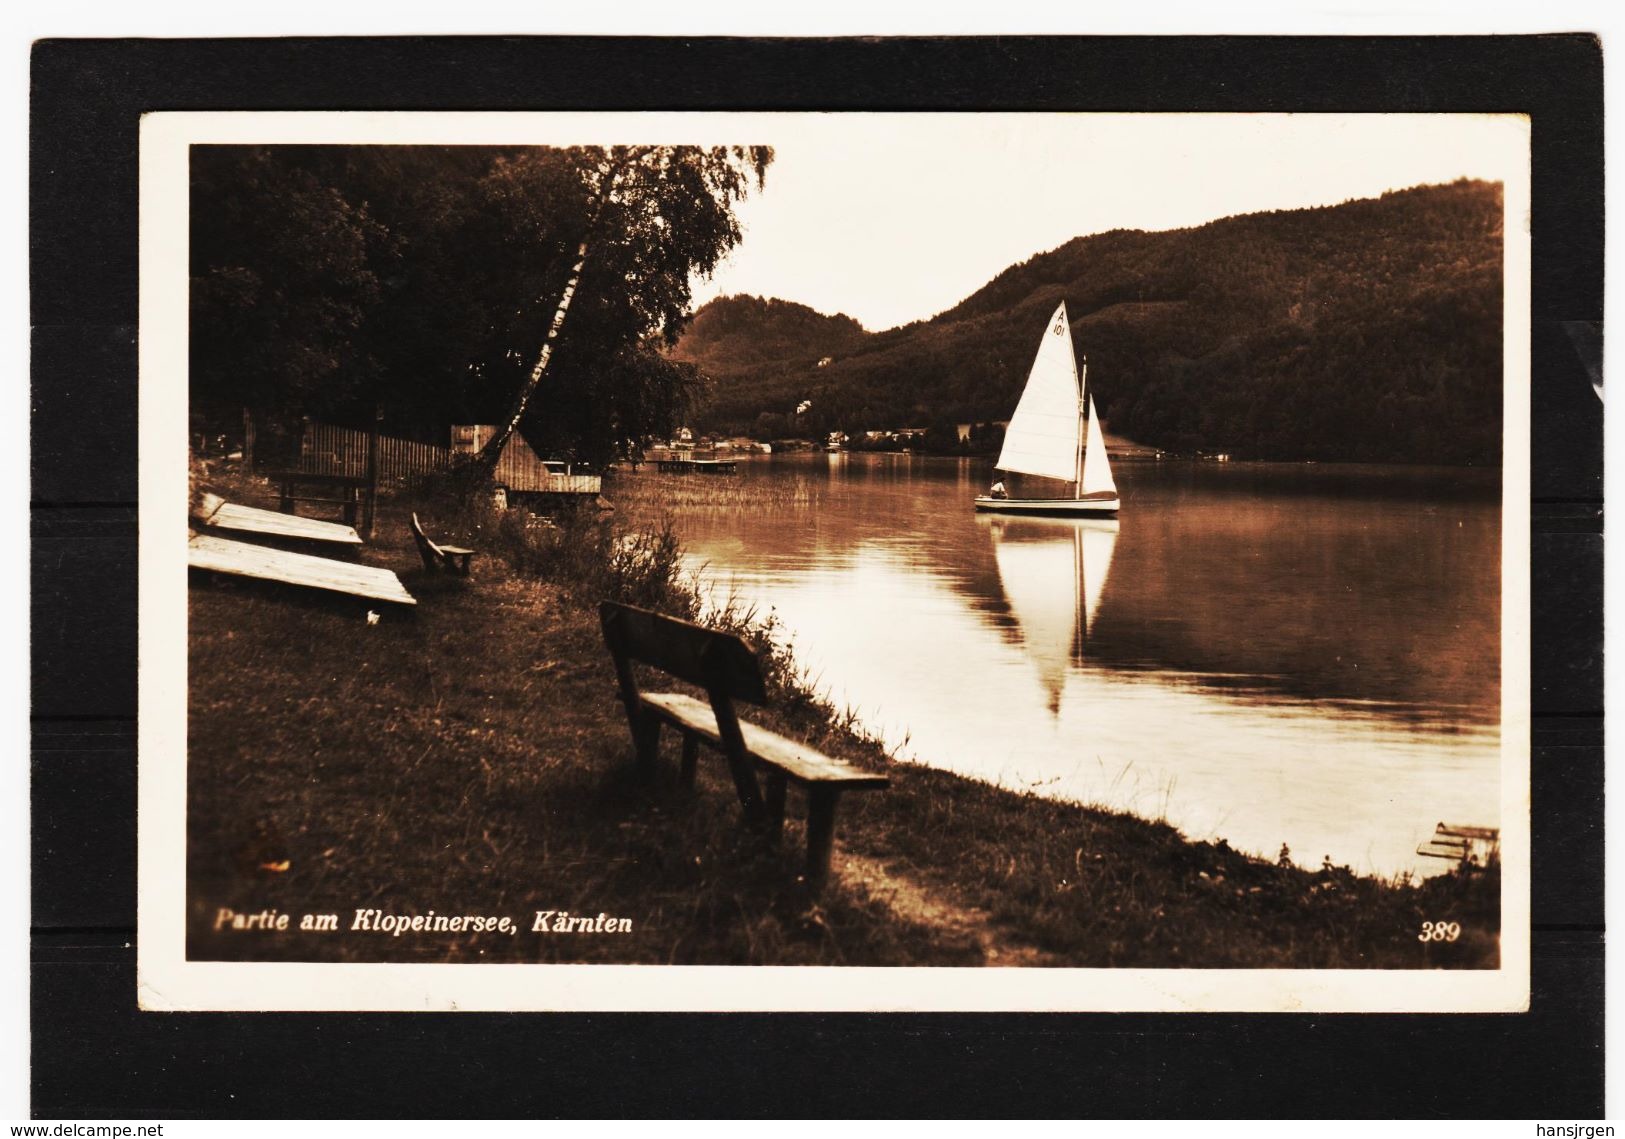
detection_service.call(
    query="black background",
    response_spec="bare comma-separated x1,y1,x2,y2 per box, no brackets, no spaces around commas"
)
30,36,1604,1118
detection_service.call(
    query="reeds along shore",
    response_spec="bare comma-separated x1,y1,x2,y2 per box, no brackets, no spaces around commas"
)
613,466,821,521
185,465,1500,969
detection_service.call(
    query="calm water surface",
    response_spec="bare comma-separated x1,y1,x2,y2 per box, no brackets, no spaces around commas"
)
655,453,1501,876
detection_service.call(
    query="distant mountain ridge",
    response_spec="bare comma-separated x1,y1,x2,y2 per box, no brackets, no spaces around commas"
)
672,179,1503,465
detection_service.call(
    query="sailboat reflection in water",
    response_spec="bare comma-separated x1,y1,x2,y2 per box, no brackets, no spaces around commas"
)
987,516,1120,715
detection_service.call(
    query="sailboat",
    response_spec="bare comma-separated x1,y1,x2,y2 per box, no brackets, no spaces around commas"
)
974,302,1119,516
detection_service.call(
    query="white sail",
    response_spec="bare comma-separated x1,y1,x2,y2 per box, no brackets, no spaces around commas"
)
994,303,1082,483
1080,391,1117,498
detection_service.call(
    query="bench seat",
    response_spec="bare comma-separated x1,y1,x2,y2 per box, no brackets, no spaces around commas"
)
639,691,888,789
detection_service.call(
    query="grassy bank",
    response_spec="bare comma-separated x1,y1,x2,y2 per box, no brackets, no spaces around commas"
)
186,466,1499,968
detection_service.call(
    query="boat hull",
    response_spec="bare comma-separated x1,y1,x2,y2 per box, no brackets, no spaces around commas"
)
974,495,1120,516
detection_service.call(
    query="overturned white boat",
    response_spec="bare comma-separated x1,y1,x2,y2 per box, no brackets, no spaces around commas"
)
974,302,1119,516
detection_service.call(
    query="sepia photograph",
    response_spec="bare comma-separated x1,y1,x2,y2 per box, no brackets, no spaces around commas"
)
138,110,1531,1012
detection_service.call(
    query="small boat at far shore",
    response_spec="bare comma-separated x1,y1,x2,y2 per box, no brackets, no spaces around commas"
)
975,302,1119,517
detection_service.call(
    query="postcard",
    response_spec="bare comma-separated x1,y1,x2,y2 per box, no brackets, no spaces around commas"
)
138,110,1531,1011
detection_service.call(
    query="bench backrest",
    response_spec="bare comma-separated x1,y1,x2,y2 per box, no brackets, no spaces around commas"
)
599,601,767,706
410,512,444,557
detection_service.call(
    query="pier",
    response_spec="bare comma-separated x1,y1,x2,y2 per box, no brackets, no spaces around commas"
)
654,457,738,475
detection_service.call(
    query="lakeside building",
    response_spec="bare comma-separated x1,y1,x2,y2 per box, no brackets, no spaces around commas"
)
450,424,600,507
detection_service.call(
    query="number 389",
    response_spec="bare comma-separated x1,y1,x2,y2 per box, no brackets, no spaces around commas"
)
1418,920,1462,943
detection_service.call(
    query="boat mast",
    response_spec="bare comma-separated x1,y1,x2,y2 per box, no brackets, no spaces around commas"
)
1075,354,1088,496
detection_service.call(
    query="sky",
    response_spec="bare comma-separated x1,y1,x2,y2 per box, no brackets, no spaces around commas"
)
687,114,1529,330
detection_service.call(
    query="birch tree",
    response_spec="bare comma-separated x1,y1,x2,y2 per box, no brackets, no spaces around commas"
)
470,144,771,476
190,144,771,461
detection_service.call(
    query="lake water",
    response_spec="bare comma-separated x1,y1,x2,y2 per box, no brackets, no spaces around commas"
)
657,452,1502,877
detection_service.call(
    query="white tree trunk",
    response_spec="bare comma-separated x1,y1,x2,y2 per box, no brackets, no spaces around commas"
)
474,157,623,477
474,241,590,474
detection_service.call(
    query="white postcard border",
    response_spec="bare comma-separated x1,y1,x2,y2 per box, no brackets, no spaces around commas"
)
138,110,1532,1013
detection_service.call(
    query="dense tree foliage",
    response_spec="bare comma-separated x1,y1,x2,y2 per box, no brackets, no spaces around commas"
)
668,294,869,373
678,180,1503,465
191,144,771,464
665,295,869,440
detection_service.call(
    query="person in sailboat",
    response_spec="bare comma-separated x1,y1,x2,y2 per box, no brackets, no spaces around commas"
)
989,479,1008,500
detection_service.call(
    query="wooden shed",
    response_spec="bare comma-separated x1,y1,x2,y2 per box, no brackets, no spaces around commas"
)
451,425,602,506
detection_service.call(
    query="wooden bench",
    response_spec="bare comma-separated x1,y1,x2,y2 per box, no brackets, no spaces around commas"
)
410,512,476,575
265,470,368,526
599,601,887,891
1416,822,1500,868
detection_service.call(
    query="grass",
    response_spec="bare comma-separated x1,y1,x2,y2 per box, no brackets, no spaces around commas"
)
186,464,1500,968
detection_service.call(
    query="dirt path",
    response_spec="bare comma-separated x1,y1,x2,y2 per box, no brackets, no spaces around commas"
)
838,851,1060,967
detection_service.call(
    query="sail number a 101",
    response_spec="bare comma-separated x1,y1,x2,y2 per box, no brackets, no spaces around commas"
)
1418,920,1462,943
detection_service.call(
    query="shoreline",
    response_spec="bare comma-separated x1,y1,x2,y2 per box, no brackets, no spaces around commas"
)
654,446,1506,476
185,467,1500,968
619,456,1499,881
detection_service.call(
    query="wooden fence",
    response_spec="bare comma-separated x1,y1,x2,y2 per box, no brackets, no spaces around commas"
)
296,420,601,496
297,421,452,482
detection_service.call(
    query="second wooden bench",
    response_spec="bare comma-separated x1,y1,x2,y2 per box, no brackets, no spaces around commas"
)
410,512,476,576
265,470,369,527
599,601,888,891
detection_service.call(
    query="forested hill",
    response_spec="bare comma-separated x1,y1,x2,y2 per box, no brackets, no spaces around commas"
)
676,180,1504,464
667,294,868,380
